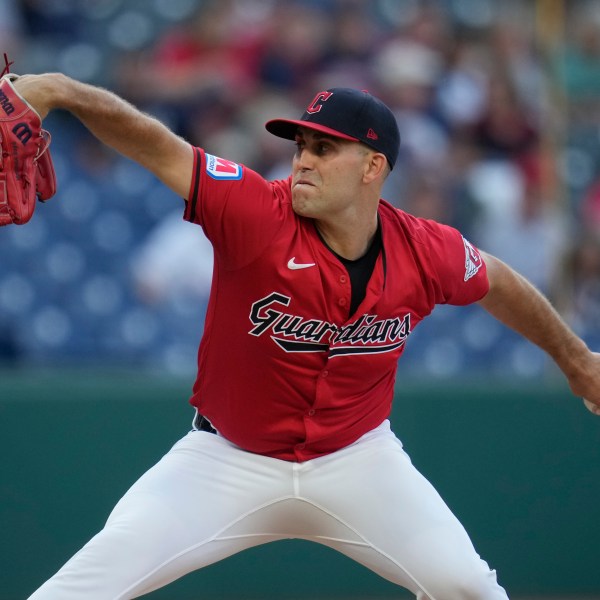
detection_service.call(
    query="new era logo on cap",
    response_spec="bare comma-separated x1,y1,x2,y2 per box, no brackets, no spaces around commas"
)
265,88,400,169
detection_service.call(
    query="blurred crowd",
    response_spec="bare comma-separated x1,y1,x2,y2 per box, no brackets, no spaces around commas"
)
1,0,600,376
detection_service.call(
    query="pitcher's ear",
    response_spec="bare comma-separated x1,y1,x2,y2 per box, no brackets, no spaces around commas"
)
363,152,387,184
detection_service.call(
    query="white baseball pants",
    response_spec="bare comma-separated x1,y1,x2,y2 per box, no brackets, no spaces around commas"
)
28,419,508,600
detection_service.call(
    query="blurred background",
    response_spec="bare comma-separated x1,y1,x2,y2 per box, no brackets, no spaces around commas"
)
1,0,600,378
2,1,600,599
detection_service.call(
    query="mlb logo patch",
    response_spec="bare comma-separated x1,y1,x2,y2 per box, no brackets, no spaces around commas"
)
205,153,243,180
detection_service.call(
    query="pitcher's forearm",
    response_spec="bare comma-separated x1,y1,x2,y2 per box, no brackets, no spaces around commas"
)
14,73,193,197
478,252,590,378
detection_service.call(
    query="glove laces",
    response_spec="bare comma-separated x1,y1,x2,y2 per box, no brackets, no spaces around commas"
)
1,53,13,78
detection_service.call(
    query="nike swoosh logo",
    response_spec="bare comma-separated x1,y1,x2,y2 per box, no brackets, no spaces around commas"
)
287,257,316,270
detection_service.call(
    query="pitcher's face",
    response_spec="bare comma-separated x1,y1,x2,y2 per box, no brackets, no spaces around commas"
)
291,128,371,220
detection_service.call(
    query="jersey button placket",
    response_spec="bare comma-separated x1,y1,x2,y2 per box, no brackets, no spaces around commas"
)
337,270,350,313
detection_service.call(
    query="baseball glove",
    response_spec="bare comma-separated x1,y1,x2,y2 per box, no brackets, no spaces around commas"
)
0,63,56,226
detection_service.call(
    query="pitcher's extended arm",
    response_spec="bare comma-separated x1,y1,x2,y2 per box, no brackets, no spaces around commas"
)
13,73,193,198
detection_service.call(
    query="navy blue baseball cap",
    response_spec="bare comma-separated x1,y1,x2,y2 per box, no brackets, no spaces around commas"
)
265,87,400,169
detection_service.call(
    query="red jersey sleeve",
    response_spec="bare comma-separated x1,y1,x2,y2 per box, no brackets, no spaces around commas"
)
183,147,289,269
416,218,489,306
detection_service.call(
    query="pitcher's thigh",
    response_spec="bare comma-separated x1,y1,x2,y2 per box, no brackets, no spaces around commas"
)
29,490,201,600
304,434,508,600
28,431,294,600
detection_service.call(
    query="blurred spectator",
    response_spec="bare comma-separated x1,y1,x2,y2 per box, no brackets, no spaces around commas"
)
231,89,300,173
130,211,213,306
435,35,489,132
258,1,332,92
435,134,483,237
313,1,380,90
470,74,539,161
579,174,600,231
560,16,600,103
466,159,567,294
116,0,266,139
401,172,452,223
558,231,600,342
488,22,545,117
371,6,450,213
375,38,448,175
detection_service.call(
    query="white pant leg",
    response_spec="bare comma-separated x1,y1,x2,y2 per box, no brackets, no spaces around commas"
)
298,421,509,600
28,430,297,600
29,422,509,600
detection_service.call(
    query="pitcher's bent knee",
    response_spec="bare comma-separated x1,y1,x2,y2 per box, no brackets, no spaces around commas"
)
424,567,508,600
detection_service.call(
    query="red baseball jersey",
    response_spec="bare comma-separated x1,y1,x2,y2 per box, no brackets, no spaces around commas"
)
184,148,489,461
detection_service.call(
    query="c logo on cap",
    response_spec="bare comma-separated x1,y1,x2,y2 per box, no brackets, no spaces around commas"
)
306,91,333,114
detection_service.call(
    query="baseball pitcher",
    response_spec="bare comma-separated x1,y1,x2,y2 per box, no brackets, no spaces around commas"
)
8,72,600,600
